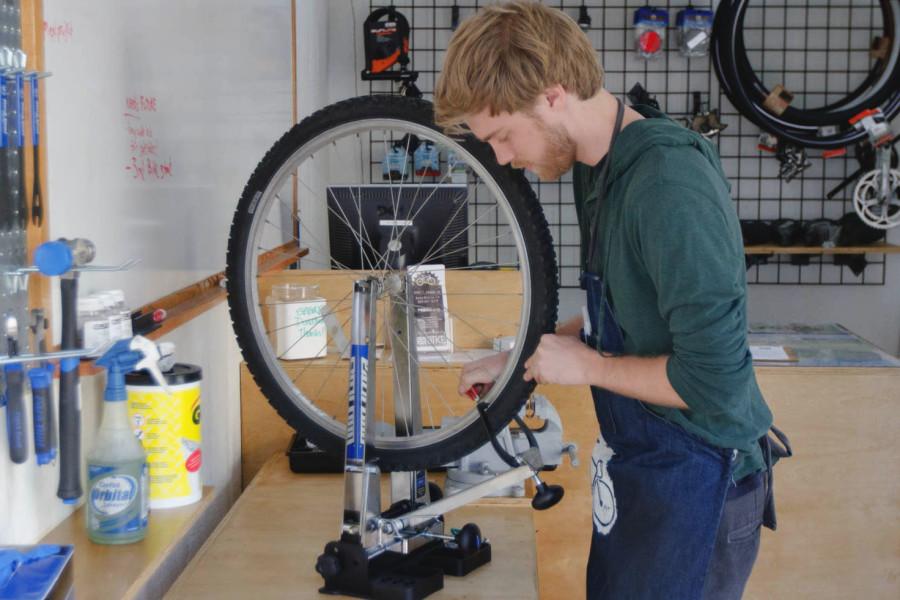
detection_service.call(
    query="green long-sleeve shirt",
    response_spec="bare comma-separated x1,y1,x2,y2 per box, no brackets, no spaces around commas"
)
573,104,772,480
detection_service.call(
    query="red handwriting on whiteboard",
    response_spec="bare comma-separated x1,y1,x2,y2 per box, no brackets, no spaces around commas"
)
123,95,173,181
43,21,74,42
125,96,157,114
126,156,174,181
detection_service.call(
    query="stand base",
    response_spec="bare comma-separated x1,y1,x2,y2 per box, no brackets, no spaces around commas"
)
318,535,491,600
286,434,343,474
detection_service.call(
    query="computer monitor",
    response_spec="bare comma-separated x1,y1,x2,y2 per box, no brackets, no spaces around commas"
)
326,184,469,270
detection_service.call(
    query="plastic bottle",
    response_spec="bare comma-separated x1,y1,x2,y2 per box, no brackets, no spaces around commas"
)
97,292,124,341
86,337,169,544
110,289,133,338
77,296,109,350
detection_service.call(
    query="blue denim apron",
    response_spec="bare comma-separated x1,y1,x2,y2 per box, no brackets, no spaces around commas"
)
581,99,734,599
582,271,735,599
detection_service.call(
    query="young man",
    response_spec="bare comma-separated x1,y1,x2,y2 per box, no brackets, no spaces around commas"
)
434,2,781,599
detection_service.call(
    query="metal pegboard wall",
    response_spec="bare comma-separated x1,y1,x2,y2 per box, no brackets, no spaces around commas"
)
364,0,894,287
0,0,31,345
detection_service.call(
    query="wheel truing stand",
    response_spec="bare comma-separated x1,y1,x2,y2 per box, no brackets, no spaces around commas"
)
315,275,563,599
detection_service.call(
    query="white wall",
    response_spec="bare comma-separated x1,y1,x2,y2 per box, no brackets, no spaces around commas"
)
0,0,292,544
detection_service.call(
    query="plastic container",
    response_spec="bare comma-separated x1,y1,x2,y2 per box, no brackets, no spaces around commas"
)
96,292,124,341
414,141,441,176
109,289,133,338
77,296,109,350
126,364,203,509
447,150,468,184
676,7,714,58
86,402,148,544
86,342,152,544
266,284,327,360
634,6,669,60
383,143,411,180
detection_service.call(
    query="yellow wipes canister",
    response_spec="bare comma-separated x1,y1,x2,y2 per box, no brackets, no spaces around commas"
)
126,364,202,509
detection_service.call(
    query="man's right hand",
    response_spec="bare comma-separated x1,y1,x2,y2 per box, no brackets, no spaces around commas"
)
458,350,510,396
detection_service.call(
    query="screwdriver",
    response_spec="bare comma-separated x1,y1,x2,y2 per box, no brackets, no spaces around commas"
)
29,309,56,465
4,314,27,463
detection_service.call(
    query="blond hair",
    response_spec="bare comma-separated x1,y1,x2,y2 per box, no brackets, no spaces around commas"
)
434,0,603,133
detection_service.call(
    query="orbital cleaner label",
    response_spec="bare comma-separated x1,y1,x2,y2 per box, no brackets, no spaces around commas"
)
91,474,138,515
87,461,149,537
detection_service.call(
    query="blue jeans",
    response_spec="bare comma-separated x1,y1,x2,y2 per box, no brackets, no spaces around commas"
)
702,472,765,599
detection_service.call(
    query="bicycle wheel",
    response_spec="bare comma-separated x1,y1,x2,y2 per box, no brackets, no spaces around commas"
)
226,95,558,471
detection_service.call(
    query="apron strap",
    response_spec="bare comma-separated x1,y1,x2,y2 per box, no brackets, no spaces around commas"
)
760,425,792,531
585,98,626,271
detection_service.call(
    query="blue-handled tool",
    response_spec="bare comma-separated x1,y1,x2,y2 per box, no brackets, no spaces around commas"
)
29,71,42,226
14,51,24,149
29,308,55,465
35,239,97,502
0,47,10,150
4,314,27,464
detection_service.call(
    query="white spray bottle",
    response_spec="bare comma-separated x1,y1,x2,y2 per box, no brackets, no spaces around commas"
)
86,336,170,544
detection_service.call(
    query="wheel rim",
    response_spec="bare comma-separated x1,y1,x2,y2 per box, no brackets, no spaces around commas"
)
234,117,537,451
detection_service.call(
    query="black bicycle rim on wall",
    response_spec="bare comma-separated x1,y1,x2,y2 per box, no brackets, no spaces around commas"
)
712,0,900,149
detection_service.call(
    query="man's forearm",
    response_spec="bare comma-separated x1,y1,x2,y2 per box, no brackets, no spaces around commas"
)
589,353,688,410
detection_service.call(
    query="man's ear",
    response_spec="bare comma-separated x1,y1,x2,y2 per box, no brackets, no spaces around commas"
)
543,84,568,110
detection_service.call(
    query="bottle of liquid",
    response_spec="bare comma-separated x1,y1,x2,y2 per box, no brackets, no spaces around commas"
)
110,289,133,338
97,292,124,341
86,337,170,544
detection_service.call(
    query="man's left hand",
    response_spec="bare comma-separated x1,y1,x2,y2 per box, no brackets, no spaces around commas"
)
523,333,599,386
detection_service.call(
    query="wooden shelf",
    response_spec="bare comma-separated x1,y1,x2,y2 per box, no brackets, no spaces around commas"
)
39,487,225,600
744,242,900,255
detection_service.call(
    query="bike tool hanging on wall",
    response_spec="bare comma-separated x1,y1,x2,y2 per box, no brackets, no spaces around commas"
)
2,239,138,498
361,4,420,98
315,276,565,600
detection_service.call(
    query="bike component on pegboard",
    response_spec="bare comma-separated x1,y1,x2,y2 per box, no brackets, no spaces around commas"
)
681,91,727,139
757,134,811,183
633,6,668,60
850,108,900,229
676,6,714,58
361,6,417,84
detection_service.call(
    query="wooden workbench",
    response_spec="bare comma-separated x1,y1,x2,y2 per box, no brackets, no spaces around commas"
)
240,362,900,599
167,455,539,599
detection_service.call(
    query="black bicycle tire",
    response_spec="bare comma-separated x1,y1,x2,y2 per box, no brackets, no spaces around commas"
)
736,0,900,125
713,0,900,147
712,0,900,149
226,95,559,471
734,0,897,121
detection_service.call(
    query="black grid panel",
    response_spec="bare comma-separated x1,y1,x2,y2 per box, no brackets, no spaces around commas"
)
364,0,894,287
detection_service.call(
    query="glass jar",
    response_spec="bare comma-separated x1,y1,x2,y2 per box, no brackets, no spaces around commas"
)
267,283,327,360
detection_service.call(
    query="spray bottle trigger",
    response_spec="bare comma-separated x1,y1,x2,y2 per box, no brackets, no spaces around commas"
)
130,335,173,396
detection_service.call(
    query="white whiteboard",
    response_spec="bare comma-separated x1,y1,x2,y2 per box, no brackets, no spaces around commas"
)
43,0,293,316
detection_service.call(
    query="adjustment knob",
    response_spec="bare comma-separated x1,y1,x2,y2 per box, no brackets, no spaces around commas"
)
532,482,565,511
315,552,341,578
454,523,483,554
